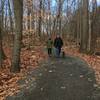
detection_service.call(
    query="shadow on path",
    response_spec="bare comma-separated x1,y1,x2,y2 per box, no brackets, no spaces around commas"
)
6,56,97,100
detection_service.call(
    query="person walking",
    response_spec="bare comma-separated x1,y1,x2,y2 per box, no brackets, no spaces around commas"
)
54,35,63,57
46,37,53,57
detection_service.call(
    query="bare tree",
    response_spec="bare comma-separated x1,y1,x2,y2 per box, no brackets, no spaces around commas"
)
8,0,13,33
90,0,97,53
80,0,89,53
38,0,42,37
0,19,4,68
11,0,23,73
0,0,6,68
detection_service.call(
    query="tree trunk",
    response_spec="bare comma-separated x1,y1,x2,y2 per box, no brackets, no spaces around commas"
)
76,0,80,46
80,0,89,53
11,0,23,73
38,0,42,37
0,1,6,68
0,25,3,68
90,0,97,53
8,0,13,33
58,0,62,34
0,21,6,68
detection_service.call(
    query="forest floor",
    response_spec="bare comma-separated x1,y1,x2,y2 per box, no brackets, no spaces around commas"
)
0,40,100,100
63,44,100,85
6,56,97,100
0,40,47,100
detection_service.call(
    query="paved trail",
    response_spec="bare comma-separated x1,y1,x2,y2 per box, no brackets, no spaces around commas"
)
7,56,97,100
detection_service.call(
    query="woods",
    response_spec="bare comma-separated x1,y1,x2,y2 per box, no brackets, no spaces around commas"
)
11,0,23,73
0,0,99,72
0,0,100,99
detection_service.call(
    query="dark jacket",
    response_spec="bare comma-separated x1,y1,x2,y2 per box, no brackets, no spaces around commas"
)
54,37,63,48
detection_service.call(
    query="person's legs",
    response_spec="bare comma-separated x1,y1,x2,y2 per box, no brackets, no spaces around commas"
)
59,47,61,55
48,48,50,55
58,47,61,57
48,48,52,56
49,48,52,56
56,47,61,57
50,48,52,55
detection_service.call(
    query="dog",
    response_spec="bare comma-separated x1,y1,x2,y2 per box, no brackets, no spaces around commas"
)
61,48,65,58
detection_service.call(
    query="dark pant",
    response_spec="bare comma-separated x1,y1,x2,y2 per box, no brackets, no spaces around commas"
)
56,47,61,57
48,48,52,56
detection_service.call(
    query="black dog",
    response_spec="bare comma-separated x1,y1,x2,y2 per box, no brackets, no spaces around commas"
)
61,51,65,58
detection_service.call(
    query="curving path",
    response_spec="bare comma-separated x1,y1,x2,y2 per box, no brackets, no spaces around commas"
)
6,56,97,100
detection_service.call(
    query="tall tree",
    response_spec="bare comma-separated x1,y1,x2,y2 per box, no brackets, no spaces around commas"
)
11,0,23,73
76,0,80,46
8,0,13,33
0,0,6,68
80,0,89,53
90,0,97,53
38,0,42,37
0,18,4,68
57,0,64,34
58,0,62,34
